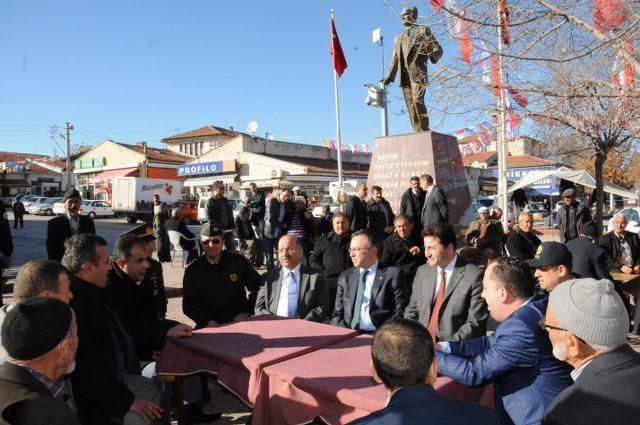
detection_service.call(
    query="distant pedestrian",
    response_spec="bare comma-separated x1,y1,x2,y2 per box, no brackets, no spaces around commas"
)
206,180,237,251
12,196,25,229
557,188,591,243
46,188,95,262
419,174,448,229
153,202,171,262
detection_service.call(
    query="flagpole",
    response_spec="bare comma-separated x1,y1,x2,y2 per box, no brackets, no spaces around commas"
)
496,7,509,230
331,9,344,192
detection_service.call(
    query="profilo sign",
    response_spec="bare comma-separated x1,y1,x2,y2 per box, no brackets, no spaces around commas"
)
177,160,236,177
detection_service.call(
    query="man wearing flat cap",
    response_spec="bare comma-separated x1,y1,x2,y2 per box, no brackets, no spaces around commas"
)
564,221,610,280
542,278,640,424
556,188,591,243
0,297,81,424
183,223,261,329
527,242,574,292
461,206,503,264
46,188,95,262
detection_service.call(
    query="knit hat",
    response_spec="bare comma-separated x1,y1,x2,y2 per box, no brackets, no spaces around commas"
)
549,278,628,347
2,297,72,360
62,188,81,202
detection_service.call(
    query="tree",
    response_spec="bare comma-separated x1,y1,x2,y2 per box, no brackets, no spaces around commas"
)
572,149,636,189
382,0,640,234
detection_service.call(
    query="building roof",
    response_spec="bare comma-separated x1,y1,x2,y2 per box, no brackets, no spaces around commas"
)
264,153,369,175
0,151,62,174
483,154,562,169
462,151,497,166
161,126,239,142
115,142,191,164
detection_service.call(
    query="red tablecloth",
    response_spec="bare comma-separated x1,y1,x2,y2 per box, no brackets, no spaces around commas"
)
253,335,494,425
156,315,358,405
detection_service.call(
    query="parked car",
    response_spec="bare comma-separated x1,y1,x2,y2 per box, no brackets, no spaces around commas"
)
607,207,640,234
196,196,239,224
79,200,114,218
28,197,62,216
171,200,198,225
22,196,47,211
53,201,66,215
312,195,340,218
1,194,23,207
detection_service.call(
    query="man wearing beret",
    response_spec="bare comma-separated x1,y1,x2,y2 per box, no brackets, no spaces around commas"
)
556,188,591,244
0,297,81,424
564,221,611,280
542,278,640,424
183,223,261,329
46,188,95,262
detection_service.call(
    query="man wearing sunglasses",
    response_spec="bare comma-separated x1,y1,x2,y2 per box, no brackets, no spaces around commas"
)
542,278,640,425
182,223,261,329
435,257,572,425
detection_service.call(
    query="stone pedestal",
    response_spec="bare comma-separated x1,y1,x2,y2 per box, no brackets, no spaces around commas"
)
367,131,474,233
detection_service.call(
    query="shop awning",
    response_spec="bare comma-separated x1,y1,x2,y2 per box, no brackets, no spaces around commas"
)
184,173,238,188
0,179,30,188
89,167,139,183
93,186,112,193
240,179,294,189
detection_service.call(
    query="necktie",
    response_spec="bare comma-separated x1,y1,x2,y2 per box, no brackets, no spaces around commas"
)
351,270,369,329
427,269,447,342
286,272,298,318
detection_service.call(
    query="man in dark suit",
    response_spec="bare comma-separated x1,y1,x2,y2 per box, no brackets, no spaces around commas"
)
343,183,369,232
0,298,81,425
543,278,640,425
246,182,266,234
565,221,610,280
166,207,198,263
399,176,426,237
599,212,640,275
332,230,408,332
309,212,352,310
206,180,236,251
255,235,329,322
351,318,499,425
505,211,541,260
46,188,95,262
419,174,448,229
436,257,572,425
380,214,424,289
405,223,487,341
263,189,288,271
367,186,395,243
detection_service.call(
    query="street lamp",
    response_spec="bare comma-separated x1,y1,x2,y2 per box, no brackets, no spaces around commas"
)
365,27,389,137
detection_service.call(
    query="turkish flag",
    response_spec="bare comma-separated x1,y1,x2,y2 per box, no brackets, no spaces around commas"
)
594,0,627,31
498,0,511,46
331,15,348,77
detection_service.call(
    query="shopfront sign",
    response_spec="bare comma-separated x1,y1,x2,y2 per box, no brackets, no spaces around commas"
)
177,160,236,177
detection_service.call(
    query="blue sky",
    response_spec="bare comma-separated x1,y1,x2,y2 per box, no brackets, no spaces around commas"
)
0,0,470,156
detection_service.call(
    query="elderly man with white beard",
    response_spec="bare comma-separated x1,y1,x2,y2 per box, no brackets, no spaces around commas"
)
541,278,640,425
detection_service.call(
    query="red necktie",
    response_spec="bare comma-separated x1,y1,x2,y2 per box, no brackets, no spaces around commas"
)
427,269,447,342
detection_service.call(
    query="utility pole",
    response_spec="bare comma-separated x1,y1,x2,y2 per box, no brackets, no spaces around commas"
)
65,122,74,190
496,12,509,230
374,28,389,137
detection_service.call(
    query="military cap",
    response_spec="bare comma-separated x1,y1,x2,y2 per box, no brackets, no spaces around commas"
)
201,222,223,238
120,222,155,242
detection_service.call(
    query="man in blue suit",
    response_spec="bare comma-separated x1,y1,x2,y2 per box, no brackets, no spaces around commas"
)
435,257,572,425
350,318,499,425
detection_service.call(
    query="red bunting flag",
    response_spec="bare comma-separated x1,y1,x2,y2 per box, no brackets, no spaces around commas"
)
340,143,347,152
362,144,370,153
330,14,348,77
325,140,336,150
430,0,445,12
498,0,511,46
594,0,627,31
444,0,473,64
508,88,528,108
491,55,502,96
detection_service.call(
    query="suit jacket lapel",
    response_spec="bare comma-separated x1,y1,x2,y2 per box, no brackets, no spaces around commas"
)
272,269,284,313
298,269,309,309
348,268,359,317
443,257,465,301
371,268,385,300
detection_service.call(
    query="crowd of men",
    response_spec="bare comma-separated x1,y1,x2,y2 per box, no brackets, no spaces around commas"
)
0,175,639,425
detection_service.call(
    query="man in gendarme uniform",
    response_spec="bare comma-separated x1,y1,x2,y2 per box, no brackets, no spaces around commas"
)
182,223,262,329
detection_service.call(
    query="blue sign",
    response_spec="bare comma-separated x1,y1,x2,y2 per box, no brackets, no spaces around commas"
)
177,161,224,177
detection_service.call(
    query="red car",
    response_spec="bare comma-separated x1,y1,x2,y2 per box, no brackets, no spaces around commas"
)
171,200,198,224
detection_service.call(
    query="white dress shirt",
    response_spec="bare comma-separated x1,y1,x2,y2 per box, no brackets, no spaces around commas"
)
276,263,301,318
432,255,457,304
358,261,379,332
66,211,79,234
570,360,593,381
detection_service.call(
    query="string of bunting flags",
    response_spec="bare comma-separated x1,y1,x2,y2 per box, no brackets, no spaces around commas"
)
324,141,371,153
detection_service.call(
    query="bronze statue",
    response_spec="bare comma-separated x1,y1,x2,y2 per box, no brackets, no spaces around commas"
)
383,6,443,132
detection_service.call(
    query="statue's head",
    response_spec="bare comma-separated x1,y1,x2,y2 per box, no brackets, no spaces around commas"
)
401,6,418,26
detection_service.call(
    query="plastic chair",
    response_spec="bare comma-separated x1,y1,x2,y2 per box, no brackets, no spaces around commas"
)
167,230,200,268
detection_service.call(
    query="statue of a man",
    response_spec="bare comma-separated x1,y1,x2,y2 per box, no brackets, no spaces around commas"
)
383,6,443,132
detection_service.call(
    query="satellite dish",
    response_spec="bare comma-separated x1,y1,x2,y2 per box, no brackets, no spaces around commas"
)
247,121,259,135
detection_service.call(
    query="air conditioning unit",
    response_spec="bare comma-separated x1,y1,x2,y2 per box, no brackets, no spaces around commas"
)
270,168,283,178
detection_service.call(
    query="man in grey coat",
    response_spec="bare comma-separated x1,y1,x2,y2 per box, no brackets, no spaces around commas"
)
405,223,487,341
255,236,329,322
556,188,591,243
420,174,449,230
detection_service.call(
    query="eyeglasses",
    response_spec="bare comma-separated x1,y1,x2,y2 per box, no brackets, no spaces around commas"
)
349,246,372,253
538,318,586,342
277,248,299,255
